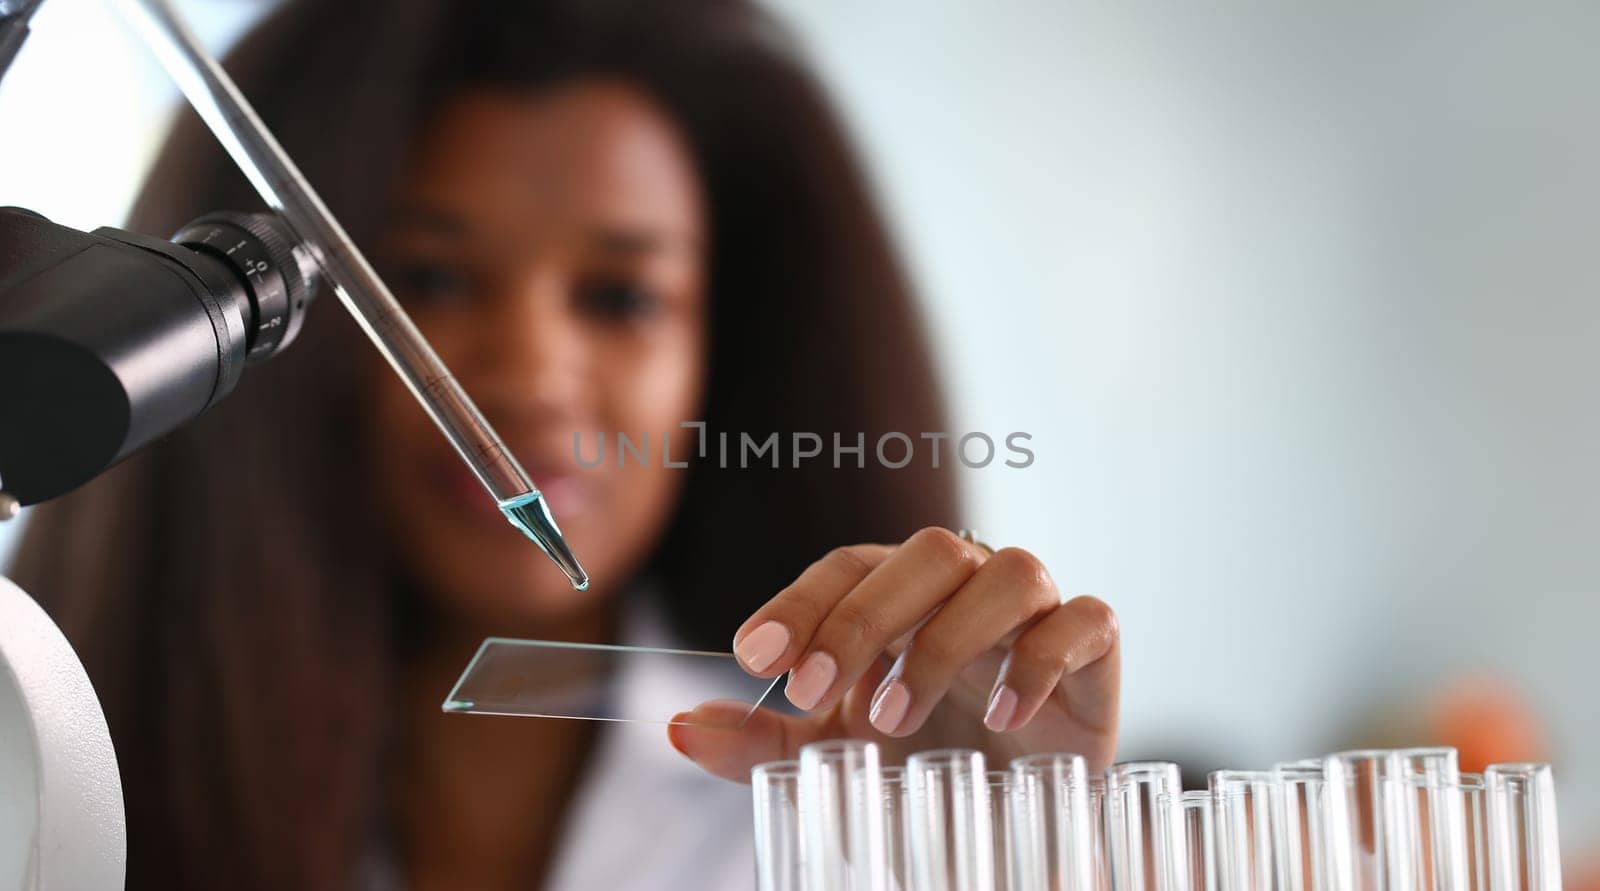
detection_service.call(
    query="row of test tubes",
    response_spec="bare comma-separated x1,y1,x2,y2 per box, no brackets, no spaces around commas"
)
751,743,1561,891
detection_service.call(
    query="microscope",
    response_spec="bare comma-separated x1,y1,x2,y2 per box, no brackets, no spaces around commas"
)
0,205,317,888
2,5,327,884
0,208,321,512
3,0,333,519
3,4,328,888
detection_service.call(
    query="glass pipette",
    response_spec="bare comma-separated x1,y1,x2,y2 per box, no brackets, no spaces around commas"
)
109,0,590,590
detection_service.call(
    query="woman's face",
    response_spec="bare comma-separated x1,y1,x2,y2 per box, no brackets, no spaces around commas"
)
371,82,708,632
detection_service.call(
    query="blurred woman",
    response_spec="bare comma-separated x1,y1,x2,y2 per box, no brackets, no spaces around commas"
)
14,1,1119,888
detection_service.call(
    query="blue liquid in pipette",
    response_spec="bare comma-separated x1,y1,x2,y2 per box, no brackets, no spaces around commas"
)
499,491,591,591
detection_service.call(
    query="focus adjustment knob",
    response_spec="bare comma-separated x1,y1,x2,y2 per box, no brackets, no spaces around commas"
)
172,210,319,362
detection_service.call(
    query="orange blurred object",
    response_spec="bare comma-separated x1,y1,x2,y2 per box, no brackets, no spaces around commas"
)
1427,675,1545,774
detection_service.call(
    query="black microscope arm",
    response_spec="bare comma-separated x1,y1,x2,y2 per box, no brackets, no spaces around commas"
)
0,207,320,507
0,6,321,511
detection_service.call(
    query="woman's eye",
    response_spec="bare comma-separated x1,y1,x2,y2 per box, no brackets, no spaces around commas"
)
578,279,662,321
391,260,471,304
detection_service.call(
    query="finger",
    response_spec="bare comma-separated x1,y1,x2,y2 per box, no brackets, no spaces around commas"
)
670,657,894,782
865,546,1060,736
731,544,894,678
984,595,1119,734
783,527,988,712
667,700,832,783
1056,622,1120,746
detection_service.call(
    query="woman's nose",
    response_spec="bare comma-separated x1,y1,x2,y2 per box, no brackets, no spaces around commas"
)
468,271,586,420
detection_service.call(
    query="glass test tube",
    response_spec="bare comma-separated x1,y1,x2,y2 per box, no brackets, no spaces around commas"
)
1009,753,1095,891
801,739,888,891
884,767,910,891
1324,750,1409,891
1089,775,1113,891
1274,760,1330,891
1176,791,1217,891
1391,749,1470,891
1429,773,1490,891
990,771,1019,891
109,0,588,587
754,760,805,891
1105,762,1187,891
908,748,996,891
1484,764,1561,891
1212,771,1278,891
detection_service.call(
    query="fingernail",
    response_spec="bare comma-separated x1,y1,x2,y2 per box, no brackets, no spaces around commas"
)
984,685,1018,732
734,620,791,673
869,678,911,735
785,651,837,710
667,714,692,757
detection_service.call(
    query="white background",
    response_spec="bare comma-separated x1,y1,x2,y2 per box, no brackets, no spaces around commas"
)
2,0,1597,845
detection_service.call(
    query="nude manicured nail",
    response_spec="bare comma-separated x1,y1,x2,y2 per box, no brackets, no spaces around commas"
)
734,620,790,673
984,685,1018,732
869,679,911,735
667,713,692,755
785,651,837,710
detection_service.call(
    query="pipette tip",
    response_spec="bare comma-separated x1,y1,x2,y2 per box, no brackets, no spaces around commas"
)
498,491,591,591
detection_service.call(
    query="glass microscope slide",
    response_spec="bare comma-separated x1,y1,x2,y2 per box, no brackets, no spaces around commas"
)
442,638,784,727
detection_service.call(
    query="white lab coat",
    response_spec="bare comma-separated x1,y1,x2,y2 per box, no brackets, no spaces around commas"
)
363,594,757,890
542,600,756,890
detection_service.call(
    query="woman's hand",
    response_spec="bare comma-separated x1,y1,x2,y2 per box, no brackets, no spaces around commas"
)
668,527,1119,782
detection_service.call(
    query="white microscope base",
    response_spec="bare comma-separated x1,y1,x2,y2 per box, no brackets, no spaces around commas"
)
0,575,125,890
